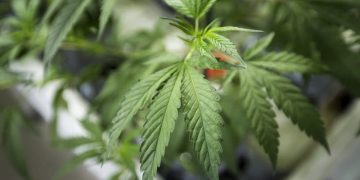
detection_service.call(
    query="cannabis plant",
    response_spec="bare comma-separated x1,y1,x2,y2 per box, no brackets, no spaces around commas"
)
106,1,328,180
1,0,359,179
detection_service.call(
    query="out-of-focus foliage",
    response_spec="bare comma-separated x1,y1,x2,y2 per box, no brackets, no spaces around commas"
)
214,0,360,96
222,34,329,166
0,108,33,180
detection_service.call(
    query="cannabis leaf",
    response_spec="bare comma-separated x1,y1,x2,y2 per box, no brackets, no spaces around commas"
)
140,65,184,180
182,65,223,180
250,52,327,74
238,67,279,165
256,69,329,152
243,32,274,60
98,0,117,39
44,0,91,66
203,32,247,68
210,26,262,33
109,65,177,148
223,33,329,165
164,0,216,19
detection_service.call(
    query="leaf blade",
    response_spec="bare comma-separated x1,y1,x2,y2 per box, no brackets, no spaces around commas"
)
250,52,327,74
238,67,279,166
108,65,177,150
257,69,329,152
140,65,184,180
44,0,91,66
182,65,223,180
98,0,117,39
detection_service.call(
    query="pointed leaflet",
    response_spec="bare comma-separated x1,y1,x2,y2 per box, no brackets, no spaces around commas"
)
238,67,279,165
44,0,91,66
140,65,184,180
256,68,329,152
210,26,262,33
109,65,177,148
182,65,223,180
243,33,274,60
205,32,246,67
164,0,194,18
98,0,117,39
251,52,327,74
164,0,216,19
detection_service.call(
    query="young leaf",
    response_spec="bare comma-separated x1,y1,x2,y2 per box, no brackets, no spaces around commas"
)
205,32,246,67
165,17,194,35
140,65,184,180
98,0,117,39
257,69,329,152
164,0,216,19
108,65,177,149
238,67,279,166
44,0,91,66
182,65,223,180
197,0,217,19
164,0,195,18
251,52,327,74
210,26,262,33
243,33,274,60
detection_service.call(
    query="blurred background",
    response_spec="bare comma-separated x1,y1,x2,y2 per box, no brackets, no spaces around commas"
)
0,0,359,179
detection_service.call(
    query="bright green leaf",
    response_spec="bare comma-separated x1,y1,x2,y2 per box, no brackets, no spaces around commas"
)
140,65,184,180
182,65,223,180
205,32,246,67
210,26,262,33
108,65,177,150
258,69,329,152
238,67,279,166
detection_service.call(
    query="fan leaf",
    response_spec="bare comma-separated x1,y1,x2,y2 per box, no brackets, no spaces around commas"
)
108,65,177,149
181,65,223,180
238,67,279,166
140,65,184,180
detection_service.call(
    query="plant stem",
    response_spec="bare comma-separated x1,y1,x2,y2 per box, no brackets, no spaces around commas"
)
184,45,195,62
195,18,199,35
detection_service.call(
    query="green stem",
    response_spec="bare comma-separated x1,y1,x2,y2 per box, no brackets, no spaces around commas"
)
195,18,199,35
184,45,195,62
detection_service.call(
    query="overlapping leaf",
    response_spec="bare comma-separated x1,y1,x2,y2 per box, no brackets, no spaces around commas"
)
182,65,223,180
256,69,329,152
109,65,177,148
140,66,183,180
238,67,279,165
164,0,216,19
